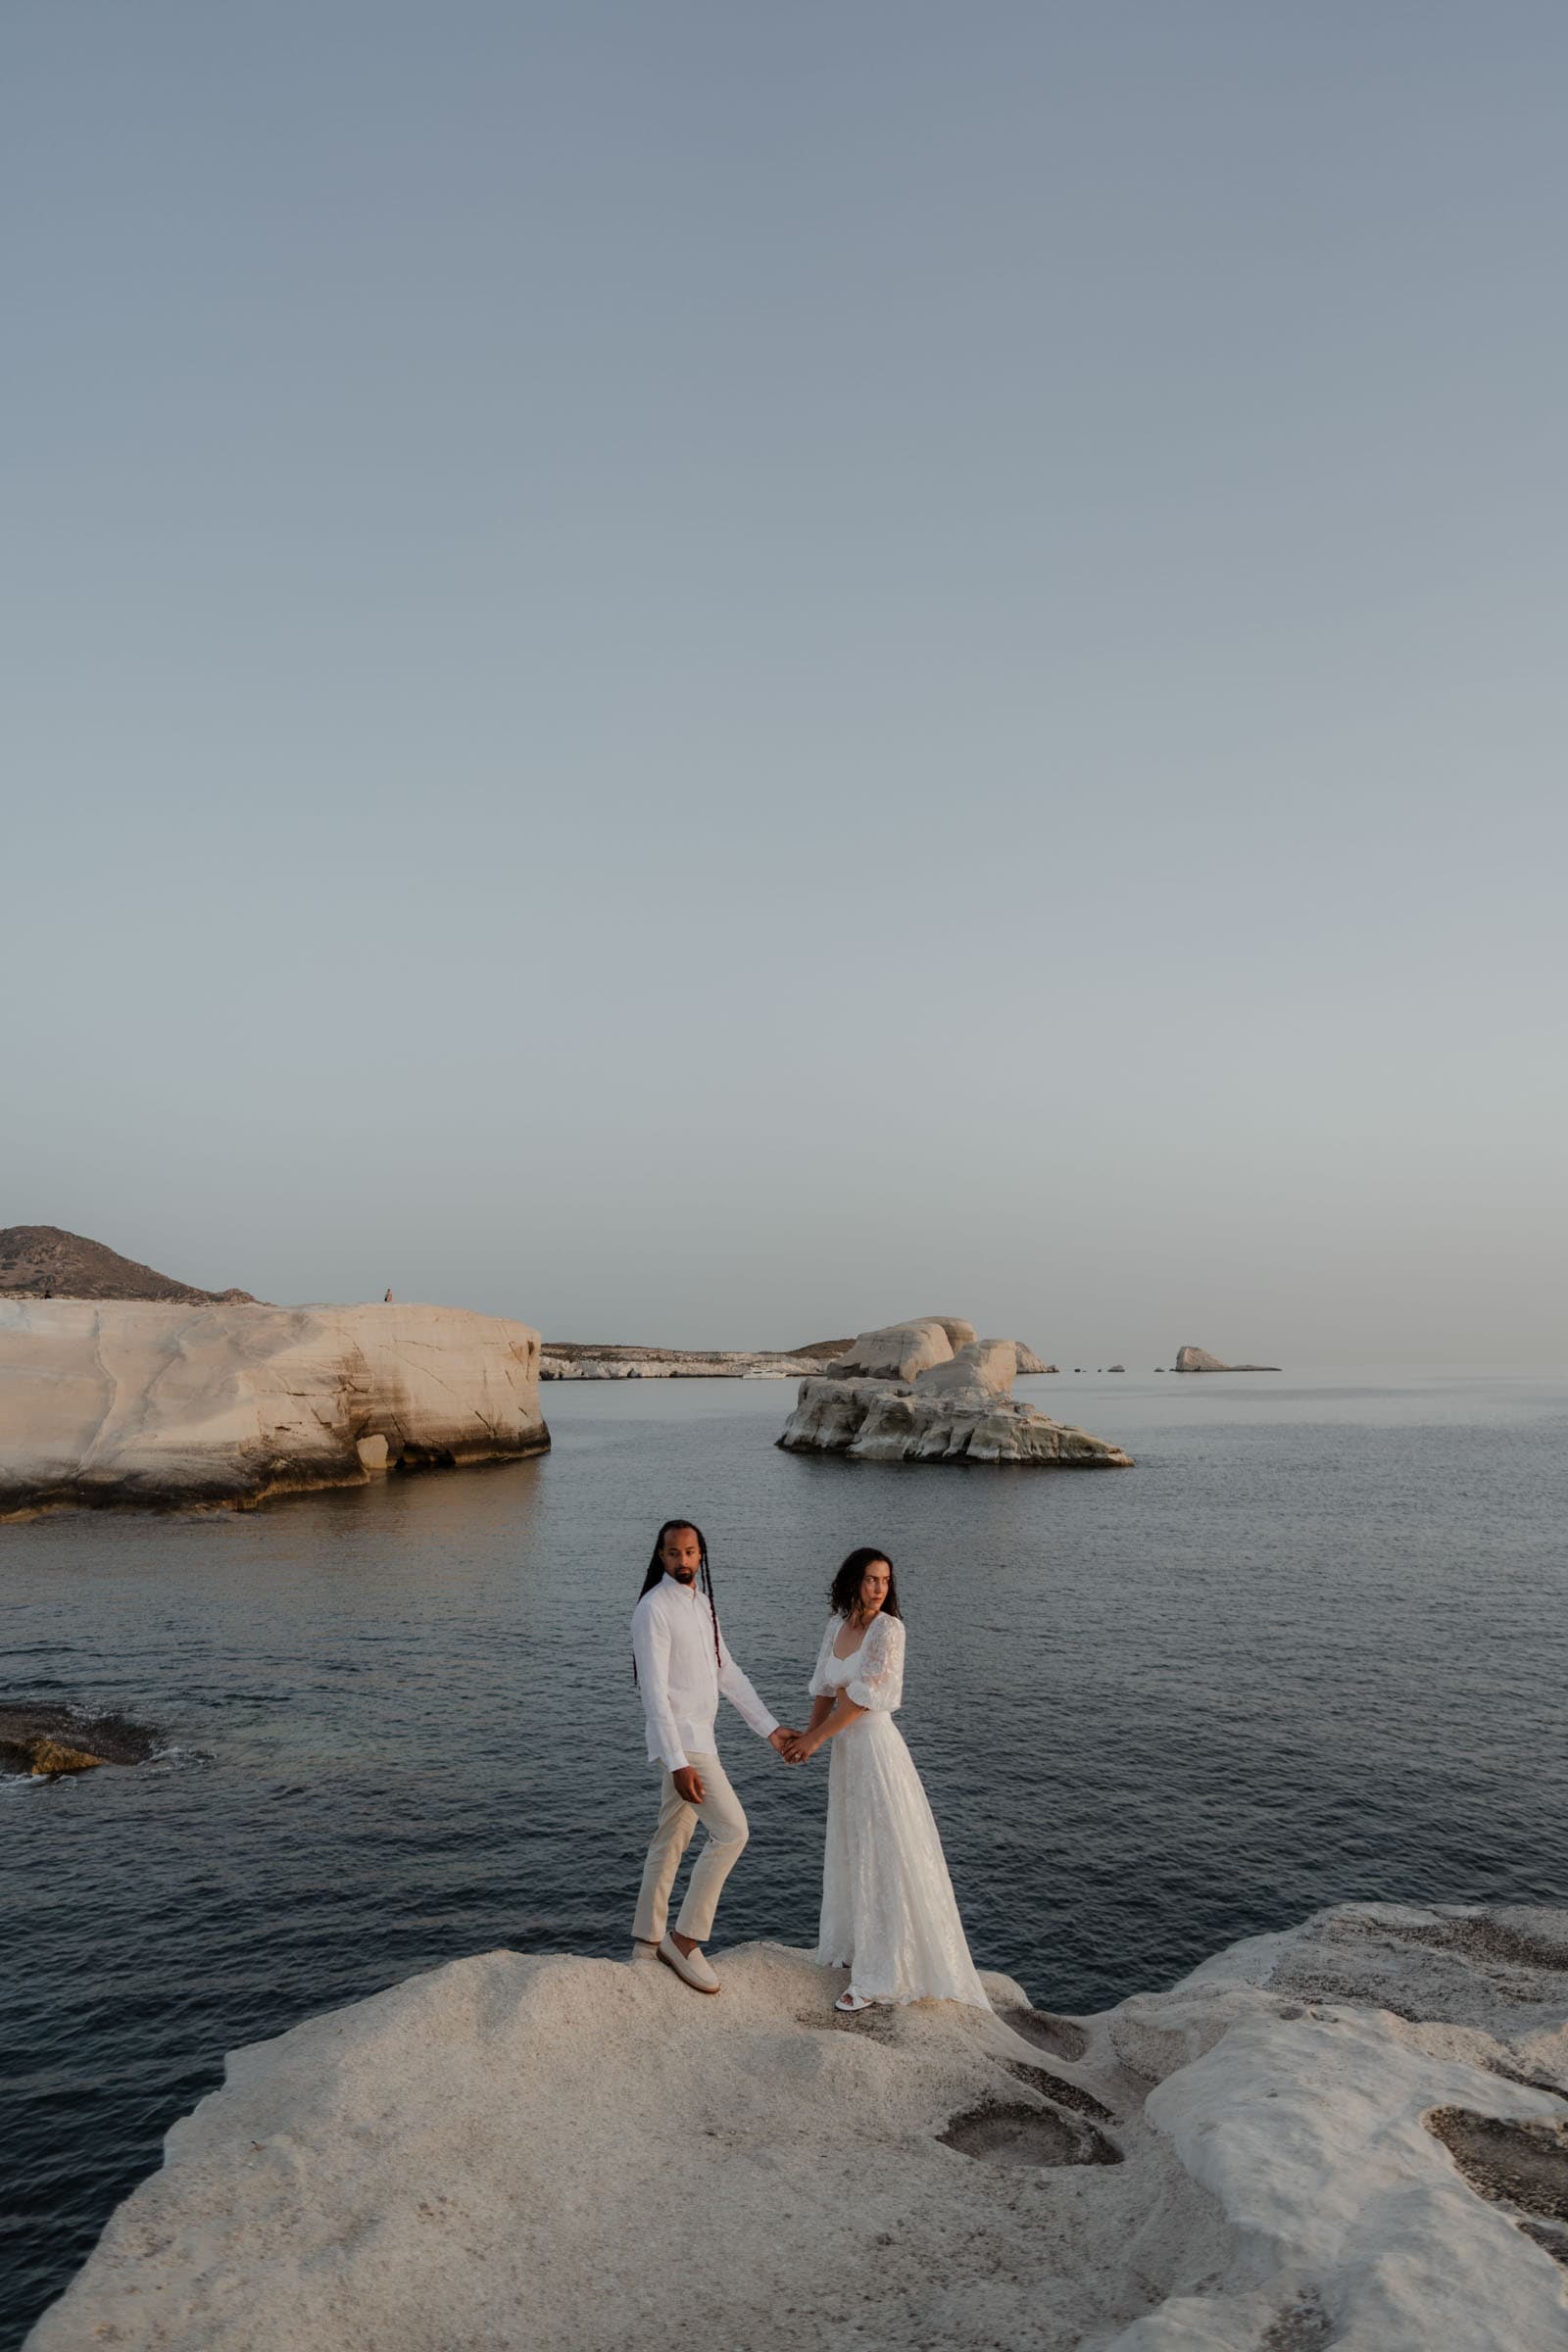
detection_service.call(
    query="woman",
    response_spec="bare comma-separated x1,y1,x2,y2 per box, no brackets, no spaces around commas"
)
786,1546,990,2014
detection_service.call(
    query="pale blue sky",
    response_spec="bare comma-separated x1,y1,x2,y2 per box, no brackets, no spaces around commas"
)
5,4,1565,1365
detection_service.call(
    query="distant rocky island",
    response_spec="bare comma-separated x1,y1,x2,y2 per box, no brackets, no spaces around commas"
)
541,1339,850,1380
541,1335,1054,1381
779,1317,1132,1466
1171,1344,1282,1373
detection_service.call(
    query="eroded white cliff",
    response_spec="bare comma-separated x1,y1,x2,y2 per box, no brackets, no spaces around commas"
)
0,1299,549,1516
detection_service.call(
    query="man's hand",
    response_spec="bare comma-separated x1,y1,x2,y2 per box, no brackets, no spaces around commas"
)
672,1765,706,1804
769,1727,802,1762
783,1733,818,1763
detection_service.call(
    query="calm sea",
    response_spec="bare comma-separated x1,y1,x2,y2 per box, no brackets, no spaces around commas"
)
4,1370,1566,2344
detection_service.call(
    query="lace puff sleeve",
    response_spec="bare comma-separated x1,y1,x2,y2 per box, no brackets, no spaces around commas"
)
808,1617,838,1699
848,1612,905,1712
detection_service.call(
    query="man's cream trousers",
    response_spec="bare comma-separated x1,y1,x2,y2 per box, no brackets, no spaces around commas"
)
632,1750,748,1944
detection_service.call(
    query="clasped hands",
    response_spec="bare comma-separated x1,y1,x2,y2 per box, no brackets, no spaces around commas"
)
673,1733,817,1802
769,1726,820,1766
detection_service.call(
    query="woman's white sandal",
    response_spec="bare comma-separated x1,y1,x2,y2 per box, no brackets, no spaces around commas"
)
835,1989,874,2013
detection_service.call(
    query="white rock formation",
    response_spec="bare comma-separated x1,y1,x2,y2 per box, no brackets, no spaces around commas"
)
913,1336,1020,1397
826,1316,977,1382
0,1299,549,1516
1173,1345,1282,1373
1013,1342,1050,1375
780,1335,1133,1465
29,1904,1568,2351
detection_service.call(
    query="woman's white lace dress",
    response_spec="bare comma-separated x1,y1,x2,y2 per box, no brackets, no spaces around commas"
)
808,1612,990,2009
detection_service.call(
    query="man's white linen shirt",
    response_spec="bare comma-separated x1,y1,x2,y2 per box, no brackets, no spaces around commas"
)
631,1574,778,1770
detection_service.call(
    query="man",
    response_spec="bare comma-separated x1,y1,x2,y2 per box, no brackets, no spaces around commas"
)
630,1518,797,1993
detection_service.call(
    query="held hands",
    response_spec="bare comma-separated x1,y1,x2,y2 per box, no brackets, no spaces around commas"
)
768,1727,806,1765
780,1730,819,1764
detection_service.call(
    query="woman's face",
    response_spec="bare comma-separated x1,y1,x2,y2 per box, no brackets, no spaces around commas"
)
858,1559,891,1617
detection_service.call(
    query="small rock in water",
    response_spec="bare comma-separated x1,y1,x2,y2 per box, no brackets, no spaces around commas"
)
0,1703,160,1774
28,1739,105,1776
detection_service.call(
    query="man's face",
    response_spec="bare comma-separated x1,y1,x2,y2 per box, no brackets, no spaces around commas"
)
661,1527,704,1584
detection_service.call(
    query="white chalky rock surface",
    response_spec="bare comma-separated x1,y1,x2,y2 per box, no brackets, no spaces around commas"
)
826,1316,976,1382
0,1299,549,1515
914,1337,1024,1397
29,1905,1566,2351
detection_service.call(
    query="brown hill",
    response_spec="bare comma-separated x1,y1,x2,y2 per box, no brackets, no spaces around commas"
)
0,1226,258,1305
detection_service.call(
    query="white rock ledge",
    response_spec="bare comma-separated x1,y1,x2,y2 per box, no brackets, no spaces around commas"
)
28,1903,1566,2351
0,1299,549,1517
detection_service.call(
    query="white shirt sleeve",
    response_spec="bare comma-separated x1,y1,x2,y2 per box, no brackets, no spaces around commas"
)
847,1613,905,1712
808,1616,838,1698
632,1601,690,1772
716,1623,780,1742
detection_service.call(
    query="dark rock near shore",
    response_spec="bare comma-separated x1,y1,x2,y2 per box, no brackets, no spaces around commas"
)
0,1704,160,1774
25,1739,105,1775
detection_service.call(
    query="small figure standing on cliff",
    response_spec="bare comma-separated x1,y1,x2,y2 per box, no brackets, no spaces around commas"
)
630,1518,799,1994
383,1288,394,1303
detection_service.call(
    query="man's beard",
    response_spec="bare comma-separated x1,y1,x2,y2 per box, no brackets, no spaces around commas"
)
669,1564,699,1583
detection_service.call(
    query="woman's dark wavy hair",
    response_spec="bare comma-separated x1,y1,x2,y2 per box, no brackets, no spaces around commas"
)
634,1517,721,1679
829,1545,903,1622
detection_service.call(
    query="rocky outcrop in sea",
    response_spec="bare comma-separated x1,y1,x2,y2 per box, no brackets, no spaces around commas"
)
0,1299,549,1517
1173,1344,1282,1373
0,1704,161,1776
27,1902,1568,2350
778,1319,1132,1466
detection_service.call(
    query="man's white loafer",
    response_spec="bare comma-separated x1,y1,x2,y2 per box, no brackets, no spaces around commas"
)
658,1934,720,1994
